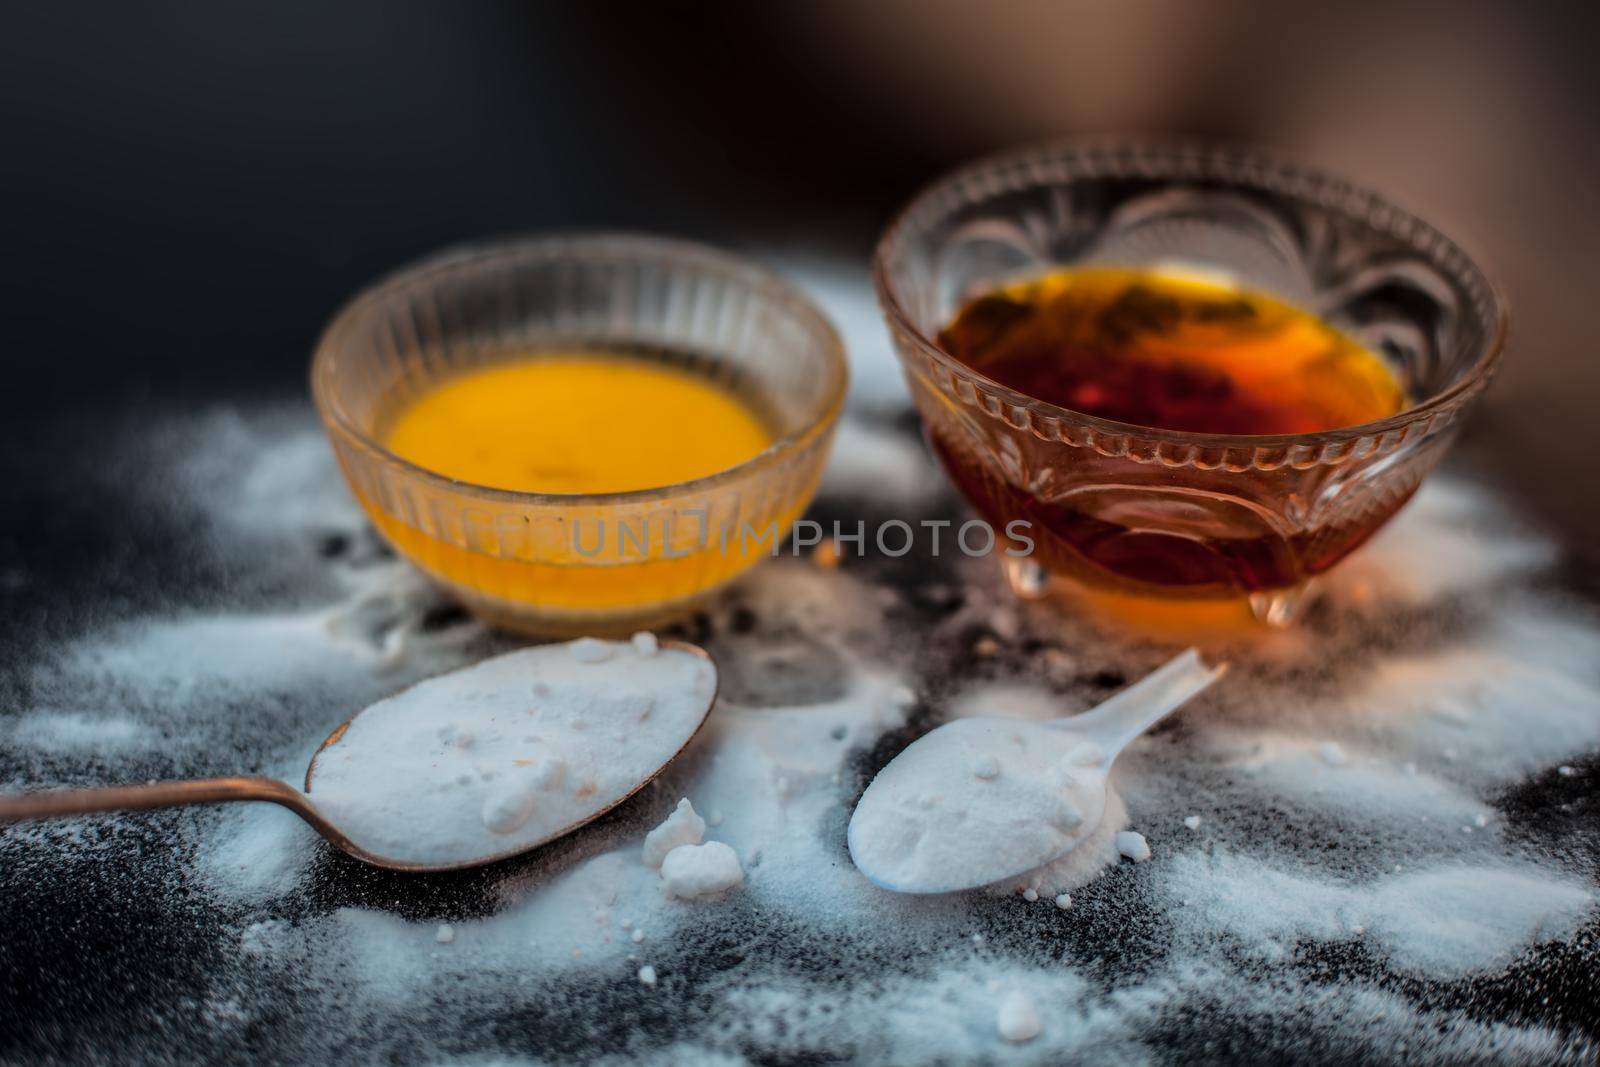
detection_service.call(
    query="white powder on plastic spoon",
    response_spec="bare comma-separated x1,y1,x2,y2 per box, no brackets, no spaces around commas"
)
307,638,715,866
849,651,1219,893
848,717,1109,892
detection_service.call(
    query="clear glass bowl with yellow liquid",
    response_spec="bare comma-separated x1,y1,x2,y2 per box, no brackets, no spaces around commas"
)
875,142,1506,628
312,234,846,636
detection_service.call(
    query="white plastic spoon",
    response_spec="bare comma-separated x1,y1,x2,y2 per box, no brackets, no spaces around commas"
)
847,649,1225,894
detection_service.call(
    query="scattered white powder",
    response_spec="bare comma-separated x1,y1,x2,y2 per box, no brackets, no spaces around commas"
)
1366,869,1594,977
641,798,706,868
568,638,614,664
1183,815,1203,831
196,801,320,902
1209,734,1494,829
1115,831,1151,863
8,711,158,755
995,989,1042,1043
659,842,743,899
1160,853,1594,978
308,641,715,866
819,418,942,507
637,965,657,987
8,407,1598,1064
706,960,1117,1062
948,680,1074,724
1318,741,1349,767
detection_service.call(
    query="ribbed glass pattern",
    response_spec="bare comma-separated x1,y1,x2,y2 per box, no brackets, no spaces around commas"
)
874,142,1505,624
312,235,846,636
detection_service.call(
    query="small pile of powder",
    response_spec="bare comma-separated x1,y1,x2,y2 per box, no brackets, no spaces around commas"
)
660,842,744,899
641,798,706,868
995,989,1042,1042
1115,831,1152,863
643,798,743,898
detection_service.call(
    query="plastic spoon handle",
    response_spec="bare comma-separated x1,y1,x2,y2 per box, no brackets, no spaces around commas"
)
1053,649,1227,755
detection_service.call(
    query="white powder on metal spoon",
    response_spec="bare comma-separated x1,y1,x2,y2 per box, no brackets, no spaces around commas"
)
307,638,715,866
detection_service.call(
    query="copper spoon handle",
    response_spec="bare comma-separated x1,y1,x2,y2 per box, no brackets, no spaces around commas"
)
0,776,364,849
0,638,723,874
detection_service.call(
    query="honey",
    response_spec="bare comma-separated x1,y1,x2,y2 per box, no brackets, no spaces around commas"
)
939,267,1404,435
933,267,1411,597
366,352,792,621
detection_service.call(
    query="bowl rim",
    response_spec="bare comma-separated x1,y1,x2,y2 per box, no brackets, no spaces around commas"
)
311,232,849,507
871,138,1509,451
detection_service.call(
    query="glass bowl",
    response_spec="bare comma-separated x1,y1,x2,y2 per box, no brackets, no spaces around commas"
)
312,234,846,637
874,141,1506,627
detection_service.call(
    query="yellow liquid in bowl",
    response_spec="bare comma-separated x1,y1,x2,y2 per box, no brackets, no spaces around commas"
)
384,356,772,493
355,353,811,632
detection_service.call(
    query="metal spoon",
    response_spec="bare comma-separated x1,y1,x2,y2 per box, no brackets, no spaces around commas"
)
0,640,717,873
847,648,1225,894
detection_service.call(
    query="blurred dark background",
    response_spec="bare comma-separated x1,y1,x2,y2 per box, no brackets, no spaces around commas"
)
2,0,1597,545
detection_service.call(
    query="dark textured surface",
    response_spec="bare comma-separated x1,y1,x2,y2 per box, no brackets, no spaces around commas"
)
0,396,1597,1064
2,5,1598,1061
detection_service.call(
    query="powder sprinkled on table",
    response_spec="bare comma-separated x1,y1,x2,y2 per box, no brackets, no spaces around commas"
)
8,390,1600,1063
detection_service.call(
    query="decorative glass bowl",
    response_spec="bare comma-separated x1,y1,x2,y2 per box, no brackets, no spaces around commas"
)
874,142,1506,627
312,234,846,636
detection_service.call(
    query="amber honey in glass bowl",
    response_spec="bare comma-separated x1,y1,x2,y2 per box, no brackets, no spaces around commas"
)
874,142,1506,627
935,264,1408,593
